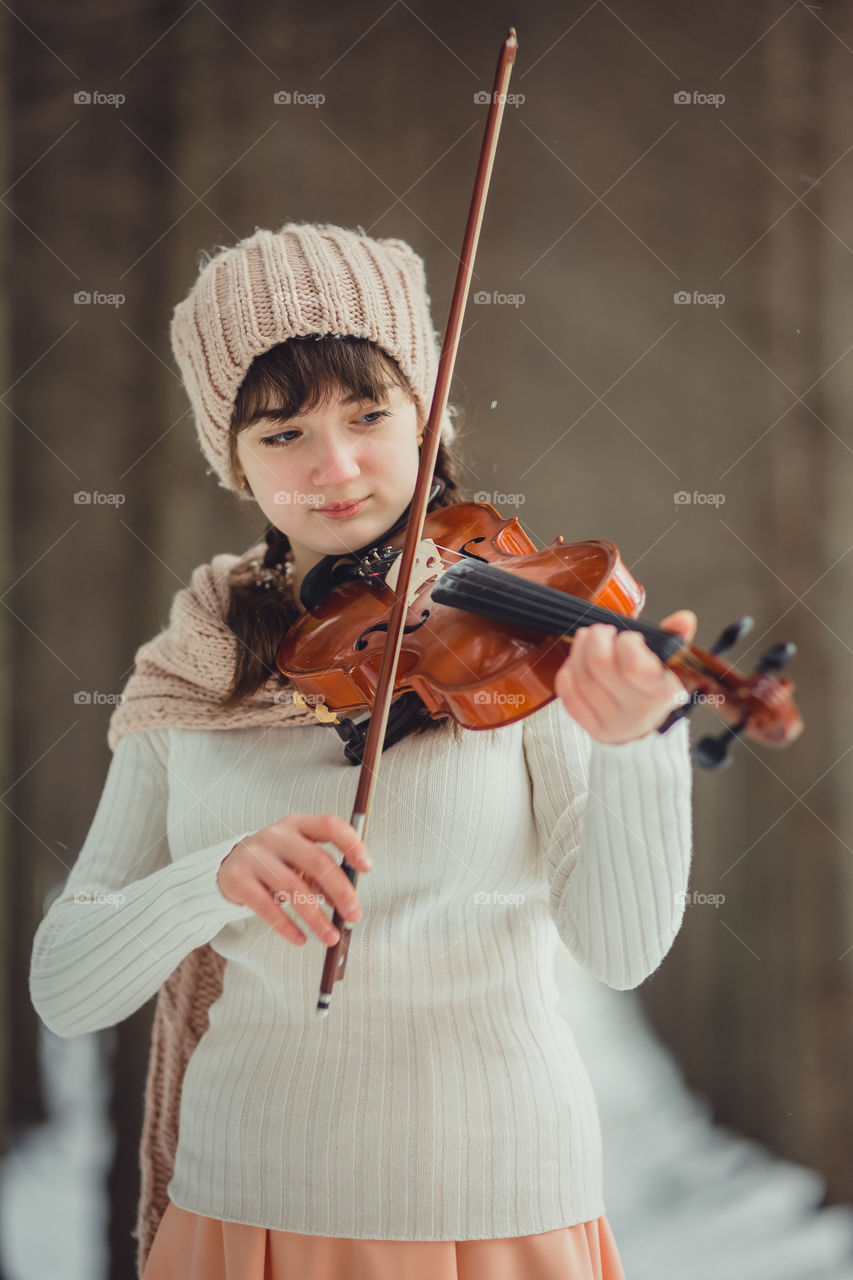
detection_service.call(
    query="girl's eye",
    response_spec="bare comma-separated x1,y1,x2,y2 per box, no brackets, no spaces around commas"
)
259,408,391,448
357,408,391,426
260,429,300,448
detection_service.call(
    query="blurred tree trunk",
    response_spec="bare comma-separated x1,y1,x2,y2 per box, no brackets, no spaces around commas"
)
0,0,11,1229
9,4,179,1278
640,3,853,1204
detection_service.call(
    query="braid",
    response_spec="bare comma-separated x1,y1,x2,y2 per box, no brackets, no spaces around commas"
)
263,523,292,571
221,526,301,709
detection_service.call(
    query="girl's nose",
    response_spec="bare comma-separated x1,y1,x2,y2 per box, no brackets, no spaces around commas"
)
313,439,361,488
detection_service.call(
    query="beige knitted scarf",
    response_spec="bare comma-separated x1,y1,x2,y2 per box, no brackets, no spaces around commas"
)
107,541,318,1277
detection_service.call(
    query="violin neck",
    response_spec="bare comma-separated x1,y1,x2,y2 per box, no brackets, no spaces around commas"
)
432,559,682,663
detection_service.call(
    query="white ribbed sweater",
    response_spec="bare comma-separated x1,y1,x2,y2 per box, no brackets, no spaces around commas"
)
30,701,693,1241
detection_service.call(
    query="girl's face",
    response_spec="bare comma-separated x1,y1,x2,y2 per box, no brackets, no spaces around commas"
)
235,383,421,591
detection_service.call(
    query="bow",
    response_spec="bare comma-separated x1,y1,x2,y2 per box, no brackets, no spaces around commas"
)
317,27,519,1016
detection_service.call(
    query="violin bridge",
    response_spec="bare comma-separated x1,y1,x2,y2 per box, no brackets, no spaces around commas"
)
383,537,445,607
291,689,341,725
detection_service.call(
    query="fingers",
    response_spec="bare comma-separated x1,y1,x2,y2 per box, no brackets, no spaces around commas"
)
251,844,356,946
285,813,372,871
573,624,665,700
604,627,688,711
659,609,697,644
274,816,369,917
565,627,625,723
223,814,372,949
558,623,689,742
611,630,673,693
241,879,311,947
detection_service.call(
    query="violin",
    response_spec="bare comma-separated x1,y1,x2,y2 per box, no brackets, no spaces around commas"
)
276,499,803,772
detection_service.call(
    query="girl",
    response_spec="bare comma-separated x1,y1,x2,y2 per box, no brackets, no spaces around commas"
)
30,222,695,1280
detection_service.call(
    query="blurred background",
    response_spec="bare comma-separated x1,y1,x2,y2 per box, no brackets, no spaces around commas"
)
3,1,853,1277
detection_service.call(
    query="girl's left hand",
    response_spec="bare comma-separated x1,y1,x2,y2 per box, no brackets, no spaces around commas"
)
554,610,698,746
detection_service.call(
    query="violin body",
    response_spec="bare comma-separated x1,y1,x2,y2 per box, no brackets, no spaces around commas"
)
278,502,646,729
280,503,627,728
277,500,803,751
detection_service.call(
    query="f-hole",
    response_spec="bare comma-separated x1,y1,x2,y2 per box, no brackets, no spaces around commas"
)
460,537,489,563
356,609,431,651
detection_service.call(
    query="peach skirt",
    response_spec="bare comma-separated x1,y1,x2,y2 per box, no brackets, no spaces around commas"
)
142,1199,626,1280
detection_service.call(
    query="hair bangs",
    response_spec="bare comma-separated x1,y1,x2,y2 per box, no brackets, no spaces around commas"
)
231,336,415,436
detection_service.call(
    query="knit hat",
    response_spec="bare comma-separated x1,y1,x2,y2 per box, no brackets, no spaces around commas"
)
170,222,455,492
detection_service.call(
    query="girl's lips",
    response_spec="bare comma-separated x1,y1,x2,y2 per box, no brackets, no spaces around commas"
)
315,497,369,519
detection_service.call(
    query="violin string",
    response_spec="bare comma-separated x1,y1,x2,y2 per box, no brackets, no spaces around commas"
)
429,541,662,636
431,560,684,663
421,541,725,687
435,557,631,634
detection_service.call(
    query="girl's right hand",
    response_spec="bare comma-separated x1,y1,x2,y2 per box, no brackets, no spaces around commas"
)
216,814,372,948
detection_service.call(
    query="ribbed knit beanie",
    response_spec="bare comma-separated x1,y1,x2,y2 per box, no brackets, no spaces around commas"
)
170,222,455,493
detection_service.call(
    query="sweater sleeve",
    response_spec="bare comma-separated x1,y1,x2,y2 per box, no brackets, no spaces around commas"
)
522,697,693,990
29,728,258,1039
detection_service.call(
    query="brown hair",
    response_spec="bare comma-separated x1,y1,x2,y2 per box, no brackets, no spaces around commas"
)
221,336,465,747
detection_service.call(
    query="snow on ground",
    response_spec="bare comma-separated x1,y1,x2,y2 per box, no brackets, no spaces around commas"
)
558,950,853,1280
1,1027,112,1280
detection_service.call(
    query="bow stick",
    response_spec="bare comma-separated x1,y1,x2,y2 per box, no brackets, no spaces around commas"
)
317,26,519,1015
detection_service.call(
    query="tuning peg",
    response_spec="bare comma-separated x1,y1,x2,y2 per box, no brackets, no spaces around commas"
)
656,691,701,734
657,616,753,737
693,717,748,769
756,641,796,675
709,616,754,656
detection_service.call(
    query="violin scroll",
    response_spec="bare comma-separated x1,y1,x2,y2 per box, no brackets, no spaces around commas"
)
658,620,802,768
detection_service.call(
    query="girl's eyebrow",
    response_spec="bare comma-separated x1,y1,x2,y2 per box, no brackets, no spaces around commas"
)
247,407,290,425
247,387,393,426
